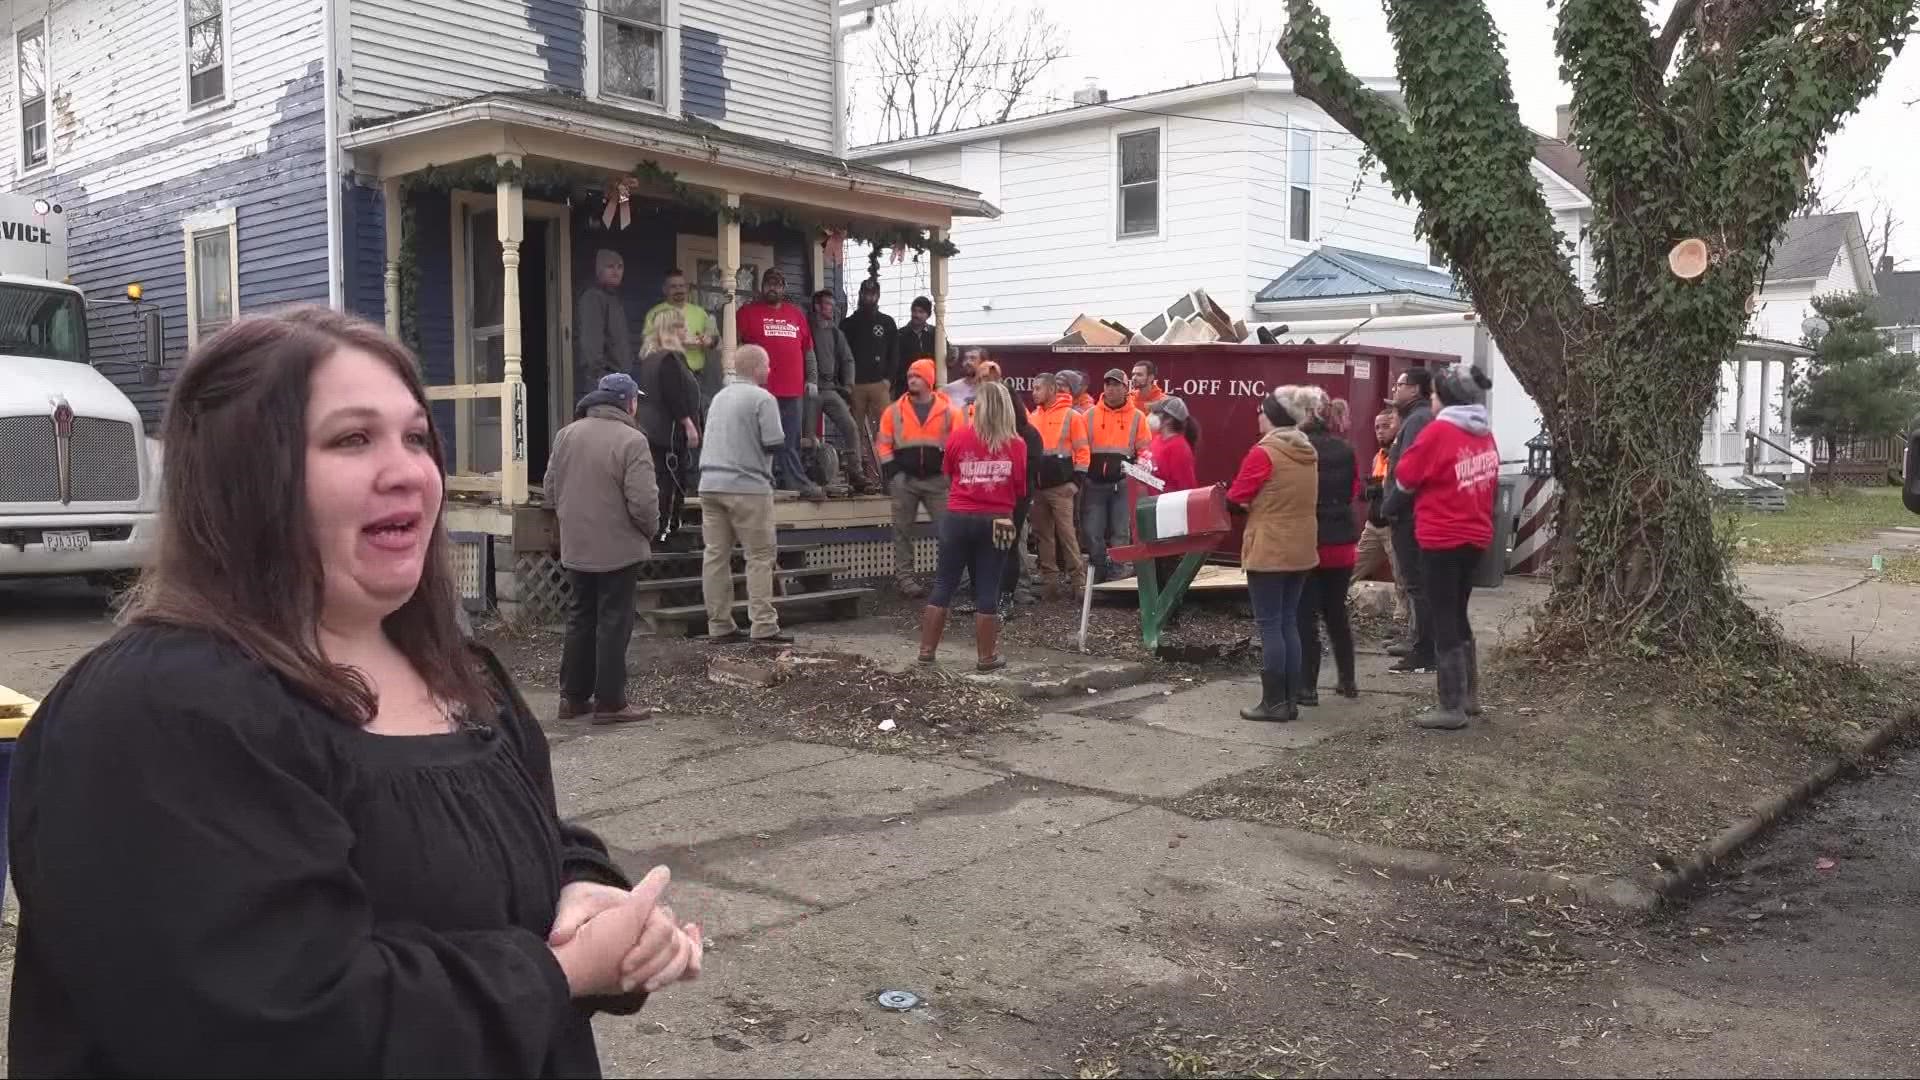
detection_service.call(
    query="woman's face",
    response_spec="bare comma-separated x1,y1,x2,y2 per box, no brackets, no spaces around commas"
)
305,346,443,629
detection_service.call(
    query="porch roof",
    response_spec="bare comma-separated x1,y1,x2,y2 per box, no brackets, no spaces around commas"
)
1254,246,1466,307
340,91,1000,229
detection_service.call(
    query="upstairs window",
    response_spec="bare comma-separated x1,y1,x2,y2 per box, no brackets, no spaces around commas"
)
17,22,47,170
601,0,667,105
1427,238,1446,268
1289,129,1314,242
186,0,226,107
1117,128,1160,238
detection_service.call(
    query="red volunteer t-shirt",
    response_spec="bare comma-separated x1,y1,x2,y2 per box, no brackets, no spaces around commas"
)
1141,433,1196,492
1392,416,1499,550
736,302,814,399
944,424,1030,515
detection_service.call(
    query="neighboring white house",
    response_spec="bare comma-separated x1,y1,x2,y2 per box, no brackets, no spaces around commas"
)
850,80,1889,481
1874,261,1920,356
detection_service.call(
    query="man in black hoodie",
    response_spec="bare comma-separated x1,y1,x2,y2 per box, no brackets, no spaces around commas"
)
1384,366,1436,674
841,278,898,470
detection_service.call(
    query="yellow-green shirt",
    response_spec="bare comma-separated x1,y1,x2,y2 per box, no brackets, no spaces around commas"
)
644,301,714,372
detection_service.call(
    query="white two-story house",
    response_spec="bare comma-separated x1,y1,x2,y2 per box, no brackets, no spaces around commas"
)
851,78,1881,482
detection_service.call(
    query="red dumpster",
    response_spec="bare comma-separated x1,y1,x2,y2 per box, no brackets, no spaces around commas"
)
986,343,1460,556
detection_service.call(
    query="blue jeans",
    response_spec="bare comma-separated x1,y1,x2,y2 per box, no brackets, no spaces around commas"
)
1082,480,1129,577
1247,570,1307,685
775,395,809,490
930,512,1005,608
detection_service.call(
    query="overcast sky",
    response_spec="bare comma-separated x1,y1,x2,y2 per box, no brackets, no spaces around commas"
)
848,0,1919,268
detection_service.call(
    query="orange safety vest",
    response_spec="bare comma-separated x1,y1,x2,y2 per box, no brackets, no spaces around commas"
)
1086,401,1149,483
1030,394,1089,487
877,392,956,478
1371,449,1389,482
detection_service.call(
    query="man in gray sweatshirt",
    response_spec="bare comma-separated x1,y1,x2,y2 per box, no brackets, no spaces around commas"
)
805,289,873,494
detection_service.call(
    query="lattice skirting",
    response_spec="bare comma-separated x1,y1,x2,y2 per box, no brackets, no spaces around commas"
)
805,537,939,582
448,532,492,610
492,540,571,626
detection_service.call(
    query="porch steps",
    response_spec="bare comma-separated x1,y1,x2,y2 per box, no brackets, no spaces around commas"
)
642,587,873,638
1713,474,1789,513
637,538,873,636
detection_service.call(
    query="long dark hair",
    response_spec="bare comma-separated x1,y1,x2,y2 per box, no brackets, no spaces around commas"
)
126,306,493,726
1161,413,1202,449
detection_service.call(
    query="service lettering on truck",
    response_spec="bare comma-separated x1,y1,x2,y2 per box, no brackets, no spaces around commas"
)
0,221,54,244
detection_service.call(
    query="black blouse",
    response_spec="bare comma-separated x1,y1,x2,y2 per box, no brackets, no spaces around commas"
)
6,624,638,1078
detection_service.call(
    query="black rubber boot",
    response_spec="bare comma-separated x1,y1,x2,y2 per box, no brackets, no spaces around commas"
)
1463,639,1484,718
1298,647,1321,706
1240,671,1294,722
1417,647,1470,730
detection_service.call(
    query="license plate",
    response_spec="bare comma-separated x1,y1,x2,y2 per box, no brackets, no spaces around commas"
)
42,529,90,553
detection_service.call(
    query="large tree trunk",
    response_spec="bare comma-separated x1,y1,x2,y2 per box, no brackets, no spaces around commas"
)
1527,328,1764,652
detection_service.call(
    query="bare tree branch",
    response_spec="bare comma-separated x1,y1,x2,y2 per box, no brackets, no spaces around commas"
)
1652,0,1701,74
853,1,1067,144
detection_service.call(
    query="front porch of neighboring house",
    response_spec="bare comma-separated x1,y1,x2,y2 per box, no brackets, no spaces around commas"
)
340,93,994,622
1702,337,1814,489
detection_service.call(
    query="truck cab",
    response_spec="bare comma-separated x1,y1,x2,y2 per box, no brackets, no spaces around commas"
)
0,197,160,583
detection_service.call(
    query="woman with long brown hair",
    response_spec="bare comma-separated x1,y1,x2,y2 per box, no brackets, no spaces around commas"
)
6,308,701,1076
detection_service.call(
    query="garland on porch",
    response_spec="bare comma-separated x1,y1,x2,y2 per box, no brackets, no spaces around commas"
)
387,156,959,348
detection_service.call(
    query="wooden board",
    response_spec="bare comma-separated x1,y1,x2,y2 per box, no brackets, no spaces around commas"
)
684,493,915,530
1092,564,1248,594
0,684,38,739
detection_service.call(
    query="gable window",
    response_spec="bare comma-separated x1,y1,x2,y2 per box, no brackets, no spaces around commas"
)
186,0,226,107
1427,238,1446,268
17,22,48,170
1289,129,1314,242
184,208,238,345
600,0,668,105
1117,128,1160,238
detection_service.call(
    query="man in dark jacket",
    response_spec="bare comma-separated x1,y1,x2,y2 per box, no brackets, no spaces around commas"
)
842,279,898,440
807,289,873,494
894,296,937,397
1384,365,1436,674
545,372,658,724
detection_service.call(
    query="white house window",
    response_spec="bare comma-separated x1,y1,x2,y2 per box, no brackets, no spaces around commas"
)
1117,128,1160,238
1289,129,1314,242
17,22,48,170
601,0,667,104
186,0,226,107
1427,238,1446,268
184,208,239,345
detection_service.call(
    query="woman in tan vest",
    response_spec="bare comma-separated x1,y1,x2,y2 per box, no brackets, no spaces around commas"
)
1224,387,1320,722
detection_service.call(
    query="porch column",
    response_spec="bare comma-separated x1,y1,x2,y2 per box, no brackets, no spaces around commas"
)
810,237,827,298
1709,375,1725,467
1757,357,1774,464
1774,355,1789,461
382,176,403,339
719,193,742,362
1734,356,1748,437
497,155,529,506
930,226,949,366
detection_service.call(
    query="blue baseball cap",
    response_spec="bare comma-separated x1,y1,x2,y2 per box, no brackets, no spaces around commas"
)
597,372,642,401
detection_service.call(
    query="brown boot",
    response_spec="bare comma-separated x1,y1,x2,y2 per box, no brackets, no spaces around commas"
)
557,697,591,721
974,614,1005,672
917,605,948,664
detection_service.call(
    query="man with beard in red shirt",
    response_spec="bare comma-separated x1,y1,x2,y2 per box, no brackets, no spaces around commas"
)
736,268,825,502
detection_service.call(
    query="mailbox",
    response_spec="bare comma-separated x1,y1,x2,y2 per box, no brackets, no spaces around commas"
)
1135,485,1233,544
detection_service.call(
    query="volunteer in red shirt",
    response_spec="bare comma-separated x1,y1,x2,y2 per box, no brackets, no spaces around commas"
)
1385,364,1499,730
916,382,1028,672
735,268,822,500
1142,397,1200,619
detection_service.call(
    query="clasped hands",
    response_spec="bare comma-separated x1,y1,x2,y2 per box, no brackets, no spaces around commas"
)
546,866,703,998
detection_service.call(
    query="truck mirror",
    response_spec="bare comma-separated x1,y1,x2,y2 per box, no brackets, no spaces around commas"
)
141,310,165,386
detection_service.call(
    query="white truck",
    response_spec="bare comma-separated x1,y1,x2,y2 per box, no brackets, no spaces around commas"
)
0,193,163,584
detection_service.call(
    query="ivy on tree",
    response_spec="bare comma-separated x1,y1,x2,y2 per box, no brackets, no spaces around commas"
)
1279,0,1918,657
1789,292,1919,468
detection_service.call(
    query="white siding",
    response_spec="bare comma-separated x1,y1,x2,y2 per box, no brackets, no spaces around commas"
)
2,0,323,199
859,99,1256,343
683,0,834,152
348,0,568,119
1820,248,1857,297
1276,99,1426,264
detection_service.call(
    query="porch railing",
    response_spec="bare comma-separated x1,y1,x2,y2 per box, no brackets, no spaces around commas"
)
426,379,529,505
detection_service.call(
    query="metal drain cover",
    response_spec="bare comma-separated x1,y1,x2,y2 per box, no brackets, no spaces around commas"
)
876,990,922,1011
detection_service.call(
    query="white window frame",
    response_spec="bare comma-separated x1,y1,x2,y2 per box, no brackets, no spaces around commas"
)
15,15,51,175
1113,123,1165,242
183,206,240,346
182,0,231,113
585,0,680,116
1426,238,1446,269
1289,128,1315,243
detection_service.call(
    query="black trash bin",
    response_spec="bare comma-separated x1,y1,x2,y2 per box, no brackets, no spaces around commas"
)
1474,477,1518,589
